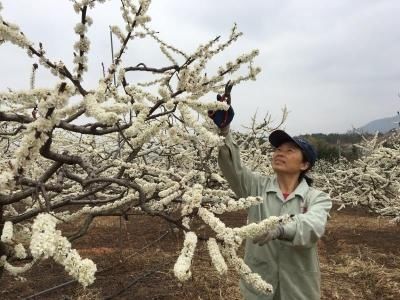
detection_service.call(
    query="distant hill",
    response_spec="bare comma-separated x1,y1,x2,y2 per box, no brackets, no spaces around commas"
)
357,115,399,134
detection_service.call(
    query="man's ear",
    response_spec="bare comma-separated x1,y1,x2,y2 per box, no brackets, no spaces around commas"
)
300,161,310,171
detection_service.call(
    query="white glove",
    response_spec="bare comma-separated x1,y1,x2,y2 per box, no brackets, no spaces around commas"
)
252,225,284,246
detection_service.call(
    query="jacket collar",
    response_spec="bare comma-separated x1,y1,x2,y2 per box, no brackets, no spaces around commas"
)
266,174,310,201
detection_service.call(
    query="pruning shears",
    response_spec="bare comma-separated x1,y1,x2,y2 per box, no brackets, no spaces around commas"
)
217,80,234,105
208,80,235,128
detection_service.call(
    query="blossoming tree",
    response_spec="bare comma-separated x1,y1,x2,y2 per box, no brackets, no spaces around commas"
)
313,130,400,223
4,0,396,294
0,0,293,294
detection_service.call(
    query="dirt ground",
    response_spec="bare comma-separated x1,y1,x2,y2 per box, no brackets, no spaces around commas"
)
1,206,399,300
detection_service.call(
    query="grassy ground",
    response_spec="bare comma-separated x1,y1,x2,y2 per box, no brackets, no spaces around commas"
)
1,206,399,299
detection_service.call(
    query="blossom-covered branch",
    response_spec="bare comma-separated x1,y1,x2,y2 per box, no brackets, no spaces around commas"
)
0,0,284,293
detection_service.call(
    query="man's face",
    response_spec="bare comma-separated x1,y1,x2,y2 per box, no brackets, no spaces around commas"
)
272,141,310,175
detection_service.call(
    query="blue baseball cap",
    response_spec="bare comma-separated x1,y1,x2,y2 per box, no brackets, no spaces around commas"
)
269,130,317,167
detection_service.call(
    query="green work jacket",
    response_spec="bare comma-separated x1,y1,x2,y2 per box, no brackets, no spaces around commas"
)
218,132,332,300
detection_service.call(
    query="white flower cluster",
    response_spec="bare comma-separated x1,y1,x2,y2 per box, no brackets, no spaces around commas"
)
202,188,235,203
130,118,168,148
84,82,121,126
142,24,188,59
178,103,223,147
149,171,200,211
60,192,139,222
14,243,27,259
167,126,180,144
134,177,158,196
0,165,14,190
0,221,35,276
0,88,51,111
30,213,59,258
183,98,229,115
63,249,97,287
73,36,90,56
73,0,107,13
173,231,197,281
209,196,263,214
234,214,292,239
124,106,150,137
152,191,179,210
181,184,203,216
137,76,166,88
0,20,32,49
8,85,72,175
110,25,126,43
160,45,177,65
119,0,151,31
198,207,240,246
157,179,179,198
235,258,273,295
1,256,36,276
207,238,227,275
222,245,273,295
73,15,91,79
1,221,13,243
30,213,97,287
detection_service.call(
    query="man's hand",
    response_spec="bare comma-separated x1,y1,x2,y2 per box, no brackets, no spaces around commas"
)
208,81,235,128
252,225,284,246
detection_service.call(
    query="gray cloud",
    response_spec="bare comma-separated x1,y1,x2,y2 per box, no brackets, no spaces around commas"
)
1,0,399,134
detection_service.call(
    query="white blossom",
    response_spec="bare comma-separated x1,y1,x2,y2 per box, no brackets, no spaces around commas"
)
234,214,292,240
209,196,262,214
207,238,228,275
14,243,27,259
1,221,13,244
181,184,203,216
74,23,87,35
30,213,97,287
0,22,32,49
198,207,239,246
173,231,197,281
222,245,273,295
1,256,36,275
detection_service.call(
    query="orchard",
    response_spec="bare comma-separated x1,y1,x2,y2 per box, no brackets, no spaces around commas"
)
0,1,399,299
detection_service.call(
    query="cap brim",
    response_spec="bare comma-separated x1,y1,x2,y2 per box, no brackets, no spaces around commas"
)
269,130,296,147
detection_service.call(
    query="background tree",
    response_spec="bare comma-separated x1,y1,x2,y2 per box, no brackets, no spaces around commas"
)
313,131,400,222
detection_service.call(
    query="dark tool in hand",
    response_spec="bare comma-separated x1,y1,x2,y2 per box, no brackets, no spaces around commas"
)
208,80,235,128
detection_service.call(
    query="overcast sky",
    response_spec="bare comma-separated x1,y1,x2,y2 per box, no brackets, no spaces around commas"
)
1,0,400,135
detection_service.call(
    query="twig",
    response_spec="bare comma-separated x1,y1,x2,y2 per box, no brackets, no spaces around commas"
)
125,63,179,73
109,26,116,86
104,259,173,300
68,215,94,242
23,280,77,300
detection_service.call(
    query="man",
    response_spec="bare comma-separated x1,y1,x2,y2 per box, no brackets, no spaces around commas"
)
209,83,332,299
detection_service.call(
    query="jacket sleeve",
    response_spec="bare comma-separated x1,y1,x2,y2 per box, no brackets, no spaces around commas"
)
218,131,264,198
281,189,332,248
